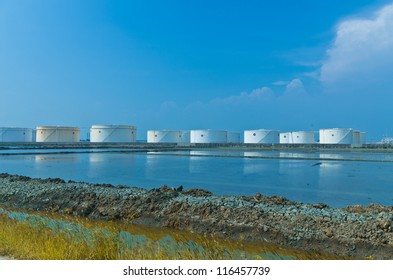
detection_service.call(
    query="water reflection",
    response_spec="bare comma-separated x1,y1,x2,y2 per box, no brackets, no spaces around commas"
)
243,151,267,158
35,155,79,162
32,154,81,180
88,153,107,163
243,157,278,175
279,152,313,159
1,150,393,207
87,153,139,186
189,151,211,157
145,154,163,179
319,153,345,160
189,152,210,174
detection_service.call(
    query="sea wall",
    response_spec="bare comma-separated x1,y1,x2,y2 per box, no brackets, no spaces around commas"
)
1,173,393,259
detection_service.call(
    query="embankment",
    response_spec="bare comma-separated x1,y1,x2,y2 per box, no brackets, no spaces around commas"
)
1,173,393,259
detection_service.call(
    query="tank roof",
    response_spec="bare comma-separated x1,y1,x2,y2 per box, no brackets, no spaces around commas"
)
91,125,136,129
36,126,80,130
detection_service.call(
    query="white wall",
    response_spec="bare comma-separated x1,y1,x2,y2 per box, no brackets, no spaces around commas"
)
90,125,136,143
0,128,33,142
36,126,80,142
244,130,280,144
190,130,227,143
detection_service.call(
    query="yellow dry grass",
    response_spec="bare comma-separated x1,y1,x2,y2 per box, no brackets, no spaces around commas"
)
0,211,253,260
0,207,342,260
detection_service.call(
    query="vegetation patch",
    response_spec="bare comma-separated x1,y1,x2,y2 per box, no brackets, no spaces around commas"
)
0,207,337,260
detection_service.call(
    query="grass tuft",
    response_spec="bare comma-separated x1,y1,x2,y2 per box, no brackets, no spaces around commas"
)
0,207,342,260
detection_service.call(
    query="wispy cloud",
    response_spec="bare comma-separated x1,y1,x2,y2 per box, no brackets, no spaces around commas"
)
204,78,309,107
185,78,309,109
285,78,306,95
272,80,289,86
210,86,274,105
159,101,177,112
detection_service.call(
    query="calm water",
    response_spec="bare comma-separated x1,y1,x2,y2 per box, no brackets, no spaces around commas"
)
1,149,393,207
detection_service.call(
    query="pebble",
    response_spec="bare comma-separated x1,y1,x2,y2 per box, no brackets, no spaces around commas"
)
1,172,393,259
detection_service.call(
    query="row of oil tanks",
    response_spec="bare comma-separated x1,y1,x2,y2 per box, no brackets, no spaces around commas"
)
0,126,240,144
244,128,366,145
0,125,137,143
147,128,366,145
147,130,241,144
0,126,366,145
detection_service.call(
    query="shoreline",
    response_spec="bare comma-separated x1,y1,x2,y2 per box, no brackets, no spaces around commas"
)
2,142,393,151
1,173,393,259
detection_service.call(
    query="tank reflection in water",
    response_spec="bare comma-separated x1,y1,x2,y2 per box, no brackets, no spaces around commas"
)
1,150,393,207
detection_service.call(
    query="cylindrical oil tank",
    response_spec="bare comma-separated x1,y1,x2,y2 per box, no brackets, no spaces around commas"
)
279,132,290,144
0,127,33,142
280,131,314,144
179,130,191,144
147,131,155,143
147,130,181,143
90,125,136,143
36,126,80,143
244,129,280,144
319,128,353,144
32,129,37,142
352,130,361,145
190,130,227,143
360,132,366,144
291,131,315,144
227,131,240,143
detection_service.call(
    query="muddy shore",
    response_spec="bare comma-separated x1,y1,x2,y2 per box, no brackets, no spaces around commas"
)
1,173,393,259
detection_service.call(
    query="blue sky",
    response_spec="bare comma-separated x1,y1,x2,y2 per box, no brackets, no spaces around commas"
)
1,0,392,141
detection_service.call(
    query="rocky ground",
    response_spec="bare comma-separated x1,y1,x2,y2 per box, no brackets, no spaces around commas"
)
1,173,393,259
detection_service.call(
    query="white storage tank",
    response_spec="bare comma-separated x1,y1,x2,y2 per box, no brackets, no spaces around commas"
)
179,130,191,144
190,130,227,143
279,132,290,144
147,130,182,143
32,129,37,142
36,126,80,143
319,128,353,144
291,131,315,144
244,129,280,144
90,125,136,143
227,131,240,143
360,132,366,144
280,132,314,144
0,127,33,142
352,130,361,146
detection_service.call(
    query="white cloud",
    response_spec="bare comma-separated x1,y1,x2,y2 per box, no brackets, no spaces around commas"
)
210,86,274,105
160,101,177,111
284,78,306,95
205,78,308,107
320,3,393,86
272,80,289,86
